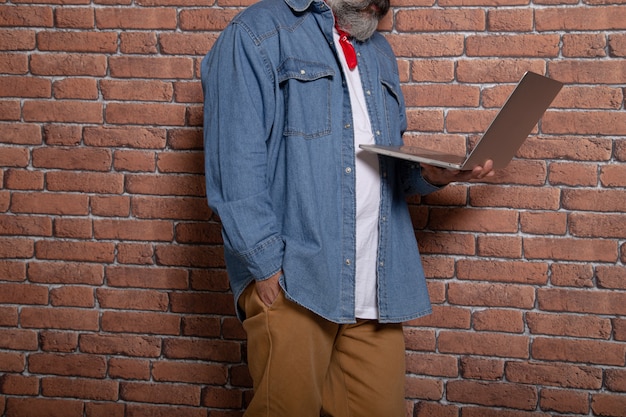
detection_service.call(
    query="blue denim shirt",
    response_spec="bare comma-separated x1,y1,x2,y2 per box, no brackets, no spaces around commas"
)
201,0,440,323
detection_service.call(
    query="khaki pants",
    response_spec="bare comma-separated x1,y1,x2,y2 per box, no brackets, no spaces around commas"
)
238,283,406,417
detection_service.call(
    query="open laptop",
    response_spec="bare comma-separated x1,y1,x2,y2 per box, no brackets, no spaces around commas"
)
360,71,563,170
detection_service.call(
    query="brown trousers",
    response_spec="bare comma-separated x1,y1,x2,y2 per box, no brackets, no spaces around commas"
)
238,283,406,417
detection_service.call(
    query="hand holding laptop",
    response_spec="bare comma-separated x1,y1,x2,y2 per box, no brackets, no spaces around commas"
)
421,159,495,186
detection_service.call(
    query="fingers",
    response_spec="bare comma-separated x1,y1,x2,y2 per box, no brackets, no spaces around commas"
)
256,271,282,306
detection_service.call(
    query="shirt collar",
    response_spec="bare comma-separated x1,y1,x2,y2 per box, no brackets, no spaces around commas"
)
284,0,322,12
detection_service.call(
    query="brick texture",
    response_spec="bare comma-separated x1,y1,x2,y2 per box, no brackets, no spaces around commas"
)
1,0,625,416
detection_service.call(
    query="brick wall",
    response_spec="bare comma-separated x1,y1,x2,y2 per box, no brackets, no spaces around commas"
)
0,0,625,415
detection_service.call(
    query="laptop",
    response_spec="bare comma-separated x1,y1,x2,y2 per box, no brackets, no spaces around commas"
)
360,71,563,170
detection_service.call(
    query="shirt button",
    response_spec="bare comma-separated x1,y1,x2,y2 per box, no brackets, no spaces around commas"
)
379,261,384,267
300,69,306,75
366,90,371,95
375,130,381,136
345,123,351,129
345,167,352,174
345,259,351,265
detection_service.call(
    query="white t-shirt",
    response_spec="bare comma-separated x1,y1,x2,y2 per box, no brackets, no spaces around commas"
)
333,28,381,319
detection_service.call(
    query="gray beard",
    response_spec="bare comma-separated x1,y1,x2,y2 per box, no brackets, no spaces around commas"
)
327,0,388,41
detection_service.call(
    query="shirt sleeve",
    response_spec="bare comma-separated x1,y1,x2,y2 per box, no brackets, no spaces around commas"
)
201,22,284,281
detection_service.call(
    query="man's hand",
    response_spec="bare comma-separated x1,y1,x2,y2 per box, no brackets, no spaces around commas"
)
421,159,495,186
255,270,282,307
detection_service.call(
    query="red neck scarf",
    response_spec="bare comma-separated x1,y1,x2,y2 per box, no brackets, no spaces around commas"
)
335,25,357,70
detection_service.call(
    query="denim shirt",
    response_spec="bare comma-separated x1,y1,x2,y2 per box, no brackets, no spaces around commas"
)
201,0,441,323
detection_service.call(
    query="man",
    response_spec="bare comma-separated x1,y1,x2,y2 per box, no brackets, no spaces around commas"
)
201,0,494,415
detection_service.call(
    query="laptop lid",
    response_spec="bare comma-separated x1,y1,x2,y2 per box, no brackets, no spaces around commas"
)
360,71,563,170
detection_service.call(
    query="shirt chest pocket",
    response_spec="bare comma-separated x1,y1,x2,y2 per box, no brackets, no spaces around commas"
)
277,58,335,139
380,78,404,145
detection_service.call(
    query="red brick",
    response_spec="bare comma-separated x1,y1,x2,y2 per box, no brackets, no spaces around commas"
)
448,282,535,309
601,164,626,187
605,369,626,393
470,185,560,210
539,287,626,316
446,380,538,410
0,328,38,350
456,259,548,285
569,212,626,239
35,240,115,263
563,33,607,57
106,102,186,126
473,309,524,333
49,285,94,307
405,376,444,401
102,311,180,335
178,8,240,31
487,8,533,31
5,398,83,417
100,79,173,101
406,352,458,377
183,315,221,338
456,59,545,83
53,77,98,99
155,244,224,268
47,171,124,193
38,31,117,52
404,328,436,352
416,232,474,256
23,100,103,123
202,386,243,409
506,361,602,389
30,53,107,76
536,6,626,31
120,381,200,406
539,388,590,414
609,33,626,57
108,357,151,380
0,214,52,236
523,237,618,262
0,146,29,167
42,376,118,400
32,147,112,170
166,128,203,150
152,361,228,384
94,219,173,241
55,7,94,28
476,235,522,258
0,260,26,282
132,196,211,220
96,288,169,311
80,334,161,357
527,312,611,339
386,33,465,58
548,161,598,186
0,306,18,326
120,32,158,54
550,263,594,287
406,305,470,329
4,169,45,190
428,208,517,232
54,218,92,239
85,402,125,417
544,109,626,135
124,404,207,417
21,307,99,331
597,265,626,290
170,292,233,315
396,8,485,31
592,393,626,417
43,124,82,146
0,76,51,98
0,123,42,145
90,195,131,217
96,7,177,29
108,56,193,79
83,126,167,148
163,338,241,362
175,222,223,244
159,32,218,55
533,337,626,366
0,5,53,26
562,189,626,212
105,265,188,289
519,211,567,235
0,351,25,372
189,269,230,292
116,243,155,265
0,237,34,259
467,34,560,57
28,353,106,377
157,151,204,174
414,401,458,417
0,374,39,395
28,261,104,285
438,331,529,358
460,357,504,381
0,52,29,74
39,331,79,352
0,283,48,305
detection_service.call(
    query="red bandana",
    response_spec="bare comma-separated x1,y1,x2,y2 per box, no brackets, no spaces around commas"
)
335,25,357,70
